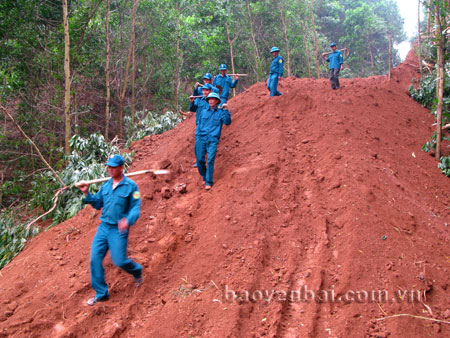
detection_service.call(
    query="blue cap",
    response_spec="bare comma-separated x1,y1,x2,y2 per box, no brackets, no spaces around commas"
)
201,83,213,91
330,42,337,47
219,64,227,70
203,73,212,80
270,47,280,53
206,92,221,103
106,154,125,167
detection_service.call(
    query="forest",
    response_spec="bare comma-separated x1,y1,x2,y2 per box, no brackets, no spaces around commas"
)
0,0,405,158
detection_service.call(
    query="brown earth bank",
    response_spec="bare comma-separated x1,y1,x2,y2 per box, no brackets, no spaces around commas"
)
0,50,449,338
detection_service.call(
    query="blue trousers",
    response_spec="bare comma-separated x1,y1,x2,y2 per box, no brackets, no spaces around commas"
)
267,74,282,96
195,137,218,186
90,223,142,299
219,97,228,108
330,68,340,89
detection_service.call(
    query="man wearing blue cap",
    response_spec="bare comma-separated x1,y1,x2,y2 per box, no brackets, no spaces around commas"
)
193,73,219,96
189,83,212,114
322,42,344,90
77,154,143,306
268,47,284,96
195,92,231,190
213,64,239,106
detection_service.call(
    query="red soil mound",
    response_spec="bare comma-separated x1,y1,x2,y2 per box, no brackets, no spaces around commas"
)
1,50,449,337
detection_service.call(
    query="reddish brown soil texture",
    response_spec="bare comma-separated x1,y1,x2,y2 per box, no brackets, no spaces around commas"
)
1,51,449,338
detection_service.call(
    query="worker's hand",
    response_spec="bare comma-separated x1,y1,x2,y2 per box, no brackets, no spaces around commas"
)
235,75,239,80
341,65,344,71
77,182,89,196
221,103,228,109
189,96,195,102
278,76,282,81
194,82,201,89
118,218,129,233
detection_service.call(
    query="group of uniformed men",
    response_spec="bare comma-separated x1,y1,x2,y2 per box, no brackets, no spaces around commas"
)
78,43,344,306
189,43,343,191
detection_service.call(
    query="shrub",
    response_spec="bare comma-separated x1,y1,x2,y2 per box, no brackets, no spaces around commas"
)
0,211,39,269
125,110,181,147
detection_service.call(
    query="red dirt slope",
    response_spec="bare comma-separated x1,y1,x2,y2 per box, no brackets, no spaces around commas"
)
0,50,449,338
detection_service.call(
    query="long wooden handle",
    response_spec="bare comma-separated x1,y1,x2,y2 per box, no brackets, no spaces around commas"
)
322,48,348,57
74,169,170,187
228,74,248,76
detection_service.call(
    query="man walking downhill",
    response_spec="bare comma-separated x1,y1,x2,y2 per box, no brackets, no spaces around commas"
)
322,42,344,90
193,73,219,97
77,154,143,306
195,92,231,190
267,47,283,96
212,64,238,106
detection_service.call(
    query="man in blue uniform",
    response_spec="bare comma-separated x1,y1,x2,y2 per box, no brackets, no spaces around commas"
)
195,92,231,190
212,64,239,106
77,154,143,306
322,42,344,90
189,83,212,115
267,47,284,97
193,73,219,96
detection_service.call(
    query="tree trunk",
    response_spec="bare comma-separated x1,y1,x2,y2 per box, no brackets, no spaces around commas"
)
418,0,422,74
62,0,71,153
225,20,239,97
435,5,444,160
309,0,320,79
118,0,139,140
246,0,263,80
369,44,374,69
131,35,136,124
388,35,392,80
301,25,312,78
105,0,111,139
278,0,292,77
174,1,181,110
426,0,431,34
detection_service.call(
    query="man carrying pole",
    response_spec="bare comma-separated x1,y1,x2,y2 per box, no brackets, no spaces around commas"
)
267,47,284,97
193,73,219,96
77,154,143,306
195,92,231,190
322,42,344,90
213,64,239,106
189,83,213,114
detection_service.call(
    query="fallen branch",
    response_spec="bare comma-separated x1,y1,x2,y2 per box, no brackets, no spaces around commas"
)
376,313,450,325
25,186,69,229
0,104,65,187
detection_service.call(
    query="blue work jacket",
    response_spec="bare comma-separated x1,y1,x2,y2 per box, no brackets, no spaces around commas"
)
270,55,284,77
195,105,231,141
189,97,209,113
327,50,343,69
84,176,141,226
212,75,238,99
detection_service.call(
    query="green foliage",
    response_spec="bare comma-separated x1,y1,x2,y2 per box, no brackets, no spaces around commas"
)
125,110,181,148
422,132,437,153
438,156,450,177
0,211,39,269
409,72,450,112
29,133,133,224
409,76,438,110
